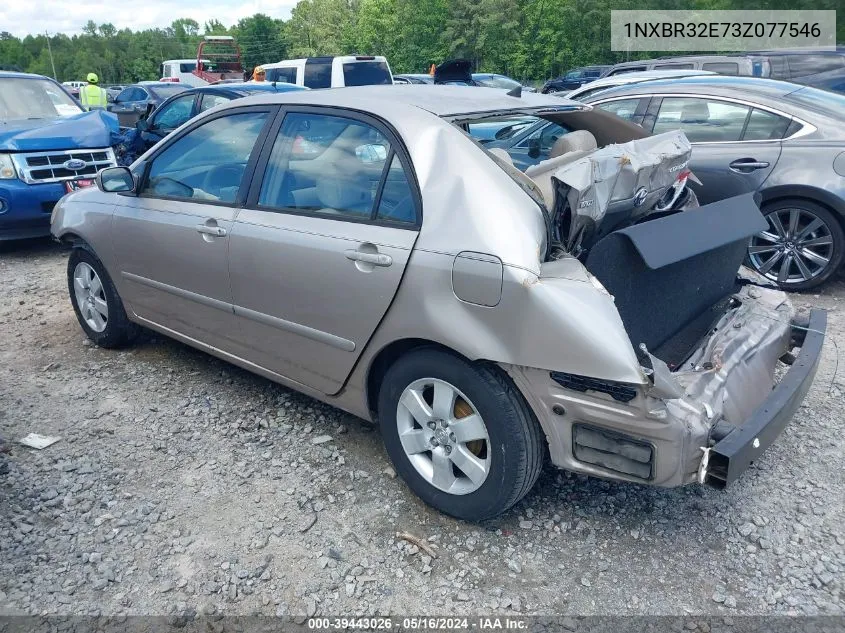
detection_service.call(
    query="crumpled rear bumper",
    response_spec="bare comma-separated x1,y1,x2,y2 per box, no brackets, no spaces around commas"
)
507,286,826,489
704,308,826,488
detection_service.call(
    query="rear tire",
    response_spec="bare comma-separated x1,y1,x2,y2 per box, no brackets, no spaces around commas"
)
378,348,544,521
748,199,844,291
67,248,138,348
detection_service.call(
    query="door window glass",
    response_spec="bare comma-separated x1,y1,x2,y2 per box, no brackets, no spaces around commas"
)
656,63,694,70
702,62,739,74
304,59,332,88
115,88,133,102
595,98,643,121
152,94,195,129
652,97,749,142
266,67,297,83
787,54,844,78
742,108,791,140
199,93,233,113
258,112,416,223
141,111,268,203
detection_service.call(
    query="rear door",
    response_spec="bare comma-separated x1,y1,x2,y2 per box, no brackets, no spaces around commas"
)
112,107,275,348
228,107,420,393
644,96,785,205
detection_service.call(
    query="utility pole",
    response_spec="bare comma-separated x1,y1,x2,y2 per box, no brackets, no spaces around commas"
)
45,31,57,80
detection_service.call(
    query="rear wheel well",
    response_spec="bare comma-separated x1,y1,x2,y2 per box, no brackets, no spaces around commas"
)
760,191,845,232
366,339,471,420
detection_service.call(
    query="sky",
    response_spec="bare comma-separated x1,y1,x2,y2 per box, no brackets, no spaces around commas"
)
1,0,299,38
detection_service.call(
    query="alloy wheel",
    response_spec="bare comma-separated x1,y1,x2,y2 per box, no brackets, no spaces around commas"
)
748,207,834,286
73,261,109,333
396,378,491,495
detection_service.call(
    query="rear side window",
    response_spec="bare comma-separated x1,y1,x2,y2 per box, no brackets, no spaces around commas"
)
304,59,332,89
702,62,739,74
610,66,646,75
742,108,791,141
258,112,417,224
343,61,393,86
267,67,297,84
653,97,749,142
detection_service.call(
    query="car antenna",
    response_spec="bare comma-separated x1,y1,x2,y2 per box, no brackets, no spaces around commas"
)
506,85,522,98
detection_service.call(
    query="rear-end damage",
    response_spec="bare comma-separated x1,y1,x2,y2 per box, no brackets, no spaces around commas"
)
504,179,826,489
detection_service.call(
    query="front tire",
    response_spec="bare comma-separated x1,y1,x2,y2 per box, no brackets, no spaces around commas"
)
378,349,544,521
67,248,138,348
748,199,844,291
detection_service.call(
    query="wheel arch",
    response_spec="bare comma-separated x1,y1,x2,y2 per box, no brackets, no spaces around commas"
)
760,185,845,228
365,338,476,420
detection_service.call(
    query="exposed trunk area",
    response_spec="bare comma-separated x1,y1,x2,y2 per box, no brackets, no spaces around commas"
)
584,193,769,368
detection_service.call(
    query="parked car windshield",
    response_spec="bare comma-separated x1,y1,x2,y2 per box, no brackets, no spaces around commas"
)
342,61,393,86
783,86,845,117
0,77,83,120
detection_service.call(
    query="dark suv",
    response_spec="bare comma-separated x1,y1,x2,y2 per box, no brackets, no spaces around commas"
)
751,48,845,86
541,66,609,93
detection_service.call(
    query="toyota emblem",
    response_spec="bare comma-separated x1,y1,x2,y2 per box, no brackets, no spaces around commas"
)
63,158,87,171
632,186,648,207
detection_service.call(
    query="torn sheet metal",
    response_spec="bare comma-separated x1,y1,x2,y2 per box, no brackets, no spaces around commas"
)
551,131,692,253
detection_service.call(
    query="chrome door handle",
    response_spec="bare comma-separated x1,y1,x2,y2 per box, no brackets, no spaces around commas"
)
344,249,392,267
729,159,770,172
196,224,227,237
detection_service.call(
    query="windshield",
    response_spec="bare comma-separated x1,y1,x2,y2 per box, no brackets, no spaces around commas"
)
343,61,393,86
784,86,845,117
0,77,83,120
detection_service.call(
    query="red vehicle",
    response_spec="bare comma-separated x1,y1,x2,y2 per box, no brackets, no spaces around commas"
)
193,36,244,84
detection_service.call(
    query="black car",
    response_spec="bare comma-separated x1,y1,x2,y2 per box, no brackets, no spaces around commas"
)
132,83,307,154
107,82,190,126
541,66,609,93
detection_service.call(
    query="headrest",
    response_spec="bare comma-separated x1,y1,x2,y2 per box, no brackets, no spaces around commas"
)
549,130,598,159
681,101,709,123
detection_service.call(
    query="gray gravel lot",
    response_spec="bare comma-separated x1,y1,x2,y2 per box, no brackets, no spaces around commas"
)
1,240,843,618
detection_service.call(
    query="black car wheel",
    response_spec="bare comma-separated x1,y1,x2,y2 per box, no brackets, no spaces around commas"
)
748,199,844,291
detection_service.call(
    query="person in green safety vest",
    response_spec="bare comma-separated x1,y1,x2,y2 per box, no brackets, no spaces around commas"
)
79,73,108,111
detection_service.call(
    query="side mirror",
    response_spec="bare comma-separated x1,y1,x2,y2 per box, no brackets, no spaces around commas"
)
527,137,541,159
355,143,388,163
97,166,135,193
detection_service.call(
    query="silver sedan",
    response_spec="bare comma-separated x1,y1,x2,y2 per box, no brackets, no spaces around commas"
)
52,86,825,520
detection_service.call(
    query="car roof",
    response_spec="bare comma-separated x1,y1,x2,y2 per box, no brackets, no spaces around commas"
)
0,70,49,80
582,75,802,100
581,69,714,87
235,84,582,119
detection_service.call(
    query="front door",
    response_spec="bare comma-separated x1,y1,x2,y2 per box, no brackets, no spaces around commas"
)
228,109,420,393
112,108,274,349
646,96,785,205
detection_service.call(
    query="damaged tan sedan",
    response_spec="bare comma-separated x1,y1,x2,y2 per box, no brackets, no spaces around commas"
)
51,86,826,521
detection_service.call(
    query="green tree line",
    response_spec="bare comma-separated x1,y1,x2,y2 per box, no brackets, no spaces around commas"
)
1,0,841,84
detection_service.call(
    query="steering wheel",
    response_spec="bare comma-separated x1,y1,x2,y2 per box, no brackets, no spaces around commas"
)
200,164,244,200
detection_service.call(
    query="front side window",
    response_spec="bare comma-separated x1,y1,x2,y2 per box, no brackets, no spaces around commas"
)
652,97,749,142
152,94,195,130
142,111,268,203
595,98,643,121
258,112,416,223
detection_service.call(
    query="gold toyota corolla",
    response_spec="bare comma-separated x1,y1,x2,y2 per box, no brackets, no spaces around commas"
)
52,86,825,520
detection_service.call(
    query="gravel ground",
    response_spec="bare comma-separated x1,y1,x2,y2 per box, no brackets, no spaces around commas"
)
1,239,843,619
